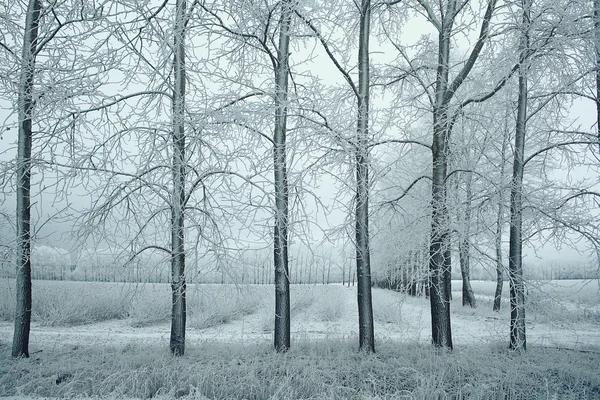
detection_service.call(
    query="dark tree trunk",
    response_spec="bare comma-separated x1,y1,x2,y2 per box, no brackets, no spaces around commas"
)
429,14,454,346
493,225,504,311
12,0,41,359
508,0,530,352
170,0,187,356
493,127,508,312
595,0,600,153
273,0,292,353
459,238,476,307
459,174,476,308
355,0,375,353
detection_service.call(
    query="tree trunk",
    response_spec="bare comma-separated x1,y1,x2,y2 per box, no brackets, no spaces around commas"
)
273,0,292,353
595,0,600,153
493,130,508,312
12,0,41,359
508,0,530,352
429,4,455,348
355,0,375,353
170,0,187,356
460,174,476,308
493,210,504,311
459,238,475,307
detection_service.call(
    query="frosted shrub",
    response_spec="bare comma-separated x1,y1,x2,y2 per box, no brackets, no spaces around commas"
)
373,292,403,324
127,286,171,327
259,285,317,331
188,285,263,329
0,278,15,321
316,292,346,322
33,282,129,326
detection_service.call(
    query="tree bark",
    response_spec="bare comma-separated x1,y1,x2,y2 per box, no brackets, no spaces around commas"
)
273,0,292,353
493,202,504,311
459,174,476,308
12,0,41,359
508,0,530,352
493,128,508,312
595,0,600,153
355,0,375,353
170,0,187,356
429,0,455,349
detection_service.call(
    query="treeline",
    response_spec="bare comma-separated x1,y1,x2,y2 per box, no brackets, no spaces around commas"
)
2,245,595,284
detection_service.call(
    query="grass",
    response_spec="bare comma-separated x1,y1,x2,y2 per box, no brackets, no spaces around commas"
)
315,290,347,322
372,290,403,324
187,285,265,329
1,340,599,399
0,280,270,329
1,279,600,398
258,285,318,331
0,279,131,326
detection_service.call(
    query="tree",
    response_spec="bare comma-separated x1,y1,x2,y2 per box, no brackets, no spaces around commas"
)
493,118,510,312
355,0,375,352
392,0,499,349
12,0,40,358
273,0,293,352
595,0,600,151
2,0,133,356
508,0,531,352
456,171,476,308
170,0,188,356
298,0,375,351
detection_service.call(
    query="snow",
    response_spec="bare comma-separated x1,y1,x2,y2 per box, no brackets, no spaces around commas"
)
1,281,598,351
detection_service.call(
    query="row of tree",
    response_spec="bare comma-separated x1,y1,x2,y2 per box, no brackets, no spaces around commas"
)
1,0,598,357
3,244,591,283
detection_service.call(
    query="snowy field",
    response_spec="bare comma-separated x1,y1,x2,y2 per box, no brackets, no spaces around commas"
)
1,279,600,398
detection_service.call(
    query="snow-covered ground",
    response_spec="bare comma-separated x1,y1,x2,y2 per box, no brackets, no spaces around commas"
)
2,280,600,399
1,281,598,351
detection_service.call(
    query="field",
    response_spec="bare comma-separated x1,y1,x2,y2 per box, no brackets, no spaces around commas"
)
1,279,600,399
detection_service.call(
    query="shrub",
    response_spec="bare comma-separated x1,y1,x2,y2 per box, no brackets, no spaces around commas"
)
316,293,346,322
187,285,263,329
373,290,403,324
127,285,171,327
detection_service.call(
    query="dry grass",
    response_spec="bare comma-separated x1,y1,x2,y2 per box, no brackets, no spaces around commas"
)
1,340,599,399
2,279,600,398
0,280,270,329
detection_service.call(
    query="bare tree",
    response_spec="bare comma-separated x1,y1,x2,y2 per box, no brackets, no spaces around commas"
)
12,0,40,358
396,0,498,349
273,0,293,352
298,0,375,352
595,0,600,151
170,0,188,356
355,0,375,352
508,0,531,352
457,171,476,308
493,120,510,312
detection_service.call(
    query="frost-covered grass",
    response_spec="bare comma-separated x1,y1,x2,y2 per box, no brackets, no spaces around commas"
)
0,280,270,329
1,340,599,399
0,279,131,326
187,285,265,329
1,279,600,398
456,279,600,328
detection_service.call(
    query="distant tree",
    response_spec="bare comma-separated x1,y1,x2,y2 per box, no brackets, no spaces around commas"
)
456,171,476,308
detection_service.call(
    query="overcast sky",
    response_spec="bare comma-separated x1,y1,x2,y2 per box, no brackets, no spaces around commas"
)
1,2,598,271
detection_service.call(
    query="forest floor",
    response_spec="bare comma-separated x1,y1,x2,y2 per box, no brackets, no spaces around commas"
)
1,279,599,398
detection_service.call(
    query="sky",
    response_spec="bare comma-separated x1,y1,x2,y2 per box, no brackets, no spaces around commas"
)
0,0,598,272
